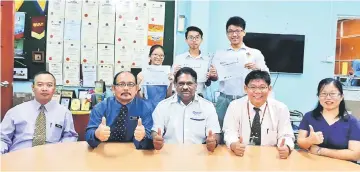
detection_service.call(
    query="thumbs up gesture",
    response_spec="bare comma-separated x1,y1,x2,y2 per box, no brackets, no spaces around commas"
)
308,125,324,145
134,118,146,141
230,136,246,157
153,128,164,150
277,138,290,159
95,117,111,142
206,130,217,152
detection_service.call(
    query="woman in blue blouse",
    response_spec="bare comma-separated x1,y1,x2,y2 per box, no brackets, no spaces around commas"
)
137,45,173,106
297,78,360,162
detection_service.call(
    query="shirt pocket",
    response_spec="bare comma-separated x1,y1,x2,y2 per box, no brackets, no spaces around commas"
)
189,116,207,139
48,122,64,143
265,129,278,146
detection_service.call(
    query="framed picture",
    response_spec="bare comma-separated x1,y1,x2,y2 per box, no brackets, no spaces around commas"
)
13,68,28,80
70,98,81,111
78,89,89,99
60,97,71,109
81,99,91,111
94,81,105,93
61,90,75,98
32,51,45,63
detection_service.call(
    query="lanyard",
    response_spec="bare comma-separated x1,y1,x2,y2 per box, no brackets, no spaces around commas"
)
247,101,268,129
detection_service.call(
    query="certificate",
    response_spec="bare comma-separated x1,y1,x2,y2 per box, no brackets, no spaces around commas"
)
115,21,133,44
47,0,65,19
212,51,246,81
47,63,63,85
46,19,64,41
132,47,148,68
64,19,81,41
63,63,80,86
98,19,115,44
115,0,133,22
99,0,115,19
115,44,132,64
174,59,210,83
133,1,148,23
148,1,165,25
131,23,147,47
81,43,97,64
81,0,99,20
142,65,170,85
114,62,131,75
63,40,80,63
64,0,82,20
82,64,97,87
97,64,114,86
98,44,114,65
81,19,98,43
46,41,63,63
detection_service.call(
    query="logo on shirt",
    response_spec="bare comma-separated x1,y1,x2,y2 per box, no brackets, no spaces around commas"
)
192,111,202,116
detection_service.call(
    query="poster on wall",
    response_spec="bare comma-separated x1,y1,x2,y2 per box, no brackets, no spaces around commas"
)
147,1,165,46
31,16,46,40
13,68,28,80
15,12,25,39
14,39,24,59
147,24,164,46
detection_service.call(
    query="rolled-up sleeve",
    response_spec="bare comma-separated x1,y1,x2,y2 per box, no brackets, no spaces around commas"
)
60,110,78,142
276,105,295,150
1,110,15,154
205,104,221,135
223,101,240,148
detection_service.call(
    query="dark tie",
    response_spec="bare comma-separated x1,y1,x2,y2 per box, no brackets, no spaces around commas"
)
250,107,261,145
108,105,128,142
33,105,46,146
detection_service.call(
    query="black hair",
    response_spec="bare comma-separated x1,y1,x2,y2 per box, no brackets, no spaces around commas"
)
174,67,197,83
312,78,348,120
244,70,271,86
33,71,56,85
185,26,203,39
148,44,164,65
226,16,246,31
113,71,137,85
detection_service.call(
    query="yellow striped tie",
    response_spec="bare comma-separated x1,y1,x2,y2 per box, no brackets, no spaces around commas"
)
32,105,46,146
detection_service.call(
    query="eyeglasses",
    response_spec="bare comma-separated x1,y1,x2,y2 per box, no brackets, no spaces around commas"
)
114,82,136,88
177,81,195,87
151,54,165,59
187,36,201,41
227,30,244,35
247,86,268,92
319,92,341,99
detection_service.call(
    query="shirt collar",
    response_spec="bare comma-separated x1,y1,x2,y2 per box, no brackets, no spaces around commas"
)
227,43,248,52
248,99,267,113
32,99,53,112
185,50,203,60
170,93,200,104
113,96,136,109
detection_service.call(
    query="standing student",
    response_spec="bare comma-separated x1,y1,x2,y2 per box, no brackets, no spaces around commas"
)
214,16,269,132
173,26,218,99
137,45,173,106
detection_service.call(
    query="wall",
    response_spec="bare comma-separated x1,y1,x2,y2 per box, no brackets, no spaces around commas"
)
175,0,360,113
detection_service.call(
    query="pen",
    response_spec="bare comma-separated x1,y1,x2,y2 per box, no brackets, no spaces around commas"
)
267,128,269,134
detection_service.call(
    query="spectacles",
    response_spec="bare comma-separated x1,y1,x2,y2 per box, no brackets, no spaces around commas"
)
177,81,195,87
319,92,341,98
151,54,165,59
114,82,136,88
187,36,201,41
227,30,244,35
247,86,268,92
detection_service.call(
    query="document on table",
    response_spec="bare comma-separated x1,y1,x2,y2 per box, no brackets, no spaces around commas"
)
174,59,209,83
142,65,170,85
212,51,246,81
82,64,97,87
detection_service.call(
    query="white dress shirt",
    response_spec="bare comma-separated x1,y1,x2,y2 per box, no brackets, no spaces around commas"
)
152,94,221,144
223,96,295,149
214,43,269,96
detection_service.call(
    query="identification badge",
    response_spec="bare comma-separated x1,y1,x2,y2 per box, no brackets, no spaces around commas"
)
130,116,139,120
55,124,63,129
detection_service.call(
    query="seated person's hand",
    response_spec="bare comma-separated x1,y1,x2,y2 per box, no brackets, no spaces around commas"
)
153,128,164,150
134,118,145,141
230,136,246,157
95,117,111,142
206,130,217,152
277,138,290,159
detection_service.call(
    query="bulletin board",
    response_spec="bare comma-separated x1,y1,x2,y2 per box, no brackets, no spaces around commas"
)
44,0,175,87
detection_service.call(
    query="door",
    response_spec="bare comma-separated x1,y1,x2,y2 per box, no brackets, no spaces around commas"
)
1,1,15,120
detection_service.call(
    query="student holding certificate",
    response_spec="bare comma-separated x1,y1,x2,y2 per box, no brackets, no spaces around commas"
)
173,26,218,100
137,45,173,106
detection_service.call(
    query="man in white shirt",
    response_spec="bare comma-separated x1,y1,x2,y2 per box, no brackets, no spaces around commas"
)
173,26,218,100
214,16,270,133
223,70,294,159
151,67,221,152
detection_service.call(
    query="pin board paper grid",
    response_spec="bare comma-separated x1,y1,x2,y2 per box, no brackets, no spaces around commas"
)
45,0,165,86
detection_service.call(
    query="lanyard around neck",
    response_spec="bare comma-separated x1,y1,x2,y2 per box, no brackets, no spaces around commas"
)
247,101,268,129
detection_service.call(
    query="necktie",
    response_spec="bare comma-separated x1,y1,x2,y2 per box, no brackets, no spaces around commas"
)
33,105,46,146
250,107,261,145
108,105,128,142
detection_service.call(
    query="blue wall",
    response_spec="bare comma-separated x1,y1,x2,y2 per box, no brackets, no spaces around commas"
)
174,0,360,113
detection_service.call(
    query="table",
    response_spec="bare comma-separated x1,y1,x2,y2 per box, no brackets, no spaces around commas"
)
1,142,359,171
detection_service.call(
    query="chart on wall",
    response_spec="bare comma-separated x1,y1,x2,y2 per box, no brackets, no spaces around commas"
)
46,0,165,86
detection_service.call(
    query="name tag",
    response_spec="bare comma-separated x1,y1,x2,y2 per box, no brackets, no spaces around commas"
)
130,116,139,120
55,124,63,129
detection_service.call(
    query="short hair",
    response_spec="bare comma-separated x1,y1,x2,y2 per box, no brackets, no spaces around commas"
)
174,67,197,83
226,16,246,31
33,71,56,85
185,26,203,39
113,71,137,85
148,44,164,57
244,70,271,86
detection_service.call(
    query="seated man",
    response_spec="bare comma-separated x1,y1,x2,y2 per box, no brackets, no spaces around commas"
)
223,70,294,159
1,71,78,154
85,71,154,149
151,67,221,152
